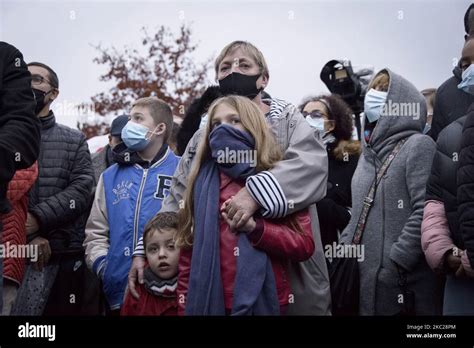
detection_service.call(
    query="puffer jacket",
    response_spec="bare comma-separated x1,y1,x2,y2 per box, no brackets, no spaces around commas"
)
28,111,94,253
457,106,474,269
430,66,474,140
178,172,315,315
1,162,38,284
425,115,466,247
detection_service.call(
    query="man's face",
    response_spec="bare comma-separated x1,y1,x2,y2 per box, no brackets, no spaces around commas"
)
28,65,58,110
217,47,268,91
28,65,56,94
145,228,179,280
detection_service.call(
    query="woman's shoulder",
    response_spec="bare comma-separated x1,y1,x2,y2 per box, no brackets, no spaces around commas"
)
404,133,436,152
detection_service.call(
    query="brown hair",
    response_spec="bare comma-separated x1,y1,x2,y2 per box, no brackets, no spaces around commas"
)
143,211,178,250
132,97,173,142
214,41,270,80
175,95,303,248
368,71,390,92
299,94,354,141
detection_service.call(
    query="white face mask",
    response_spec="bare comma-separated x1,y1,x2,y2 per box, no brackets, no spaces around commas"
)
364,88,388,123
305,115,325,131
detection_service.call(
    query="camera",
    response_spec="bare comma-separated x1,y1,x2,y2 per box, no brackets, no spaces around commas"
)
320,59,374,139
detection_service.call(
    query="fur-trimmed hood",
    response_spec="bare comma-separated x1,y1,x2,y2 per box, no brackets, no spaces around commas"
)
330,139,361,161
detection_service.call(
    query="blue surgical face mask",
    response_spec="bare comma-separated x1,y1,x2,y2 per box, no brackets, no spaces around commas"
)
458,64,474,95
121,121,157,151
305,116,325,131
364,88,388,123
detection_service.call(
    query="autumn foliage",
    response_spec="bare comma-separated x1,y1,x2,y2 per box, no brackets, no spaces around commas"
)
80,24,211,138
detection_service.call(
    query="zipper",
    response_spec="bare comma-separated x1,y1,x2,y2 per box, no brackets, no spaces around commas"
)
133,167,148,250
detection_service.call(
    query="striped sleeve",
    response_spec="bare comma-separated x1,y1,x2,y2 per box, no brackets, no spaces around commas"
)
246,170,288,219
133,237,146,257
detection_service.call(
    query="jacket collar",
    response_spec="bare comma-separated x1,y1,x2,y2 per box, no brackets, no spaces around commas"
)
39,110,56,130
112,142,169,168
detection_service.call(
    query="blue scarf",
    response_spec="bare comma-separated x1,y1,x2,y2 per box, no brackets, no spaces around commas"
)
185,124,280,316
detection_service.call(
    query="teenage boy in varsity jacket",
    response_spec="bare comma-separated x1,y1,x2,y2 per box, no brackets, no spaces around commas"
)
84,97,180,313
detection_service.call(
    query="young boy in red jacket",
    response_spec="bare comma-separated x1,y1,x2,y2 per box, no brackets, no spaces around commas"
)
121,212,179,316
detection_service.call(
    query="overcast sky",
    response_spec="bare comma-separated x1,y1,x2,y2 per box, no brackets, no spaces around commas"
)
0,0,470,128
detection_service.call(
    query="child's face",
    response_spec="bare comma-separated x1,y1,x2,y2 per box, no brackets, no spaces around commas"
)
145,228,179,279
130,105,165,143
210,103,246,132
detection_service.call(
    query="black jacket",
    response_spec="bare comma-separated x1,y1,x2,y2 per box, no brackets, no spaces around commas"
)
426,115,466,247
316,138,360,247
0,42,41,214
29,112,94,253
430,66,474,141
457,106,474,268
176,86,221,156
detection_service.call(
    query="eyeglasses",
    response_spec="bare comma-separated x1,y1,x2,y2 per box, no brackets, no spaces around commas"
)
31,74,54,87
302,110,327,119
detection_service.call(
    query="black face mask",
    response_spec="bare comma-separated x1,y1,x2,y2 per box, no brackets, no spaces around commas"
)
32,88,52,115
218,72,263,99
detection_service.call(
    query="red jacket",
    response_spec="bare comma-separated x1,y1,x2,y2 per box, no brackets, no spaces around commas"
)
1,162,38,284
121,284,178,316
178,172,315,315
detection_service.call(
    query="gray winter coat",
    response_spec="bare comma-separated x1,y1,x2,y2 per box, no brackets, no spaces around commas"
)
340,69,439,315
161,98,331,315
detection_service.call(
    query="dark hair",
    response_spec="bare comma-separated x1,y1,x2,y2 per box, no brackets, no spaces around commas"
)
465,3,474,34
143,212,178,250
169,122,181,153
299,94,354,141
176,86,222,156
27,61,59,88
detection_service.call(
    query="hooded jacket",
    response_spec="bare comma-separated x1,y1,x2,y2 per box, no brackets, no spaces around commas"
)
84,143,180,310
0,42,41,215
340,69,439,315
430,66,474,140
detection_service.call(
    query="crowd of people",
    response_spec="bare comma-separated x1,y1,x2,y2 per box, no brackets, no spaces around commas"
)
1,3,474,317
